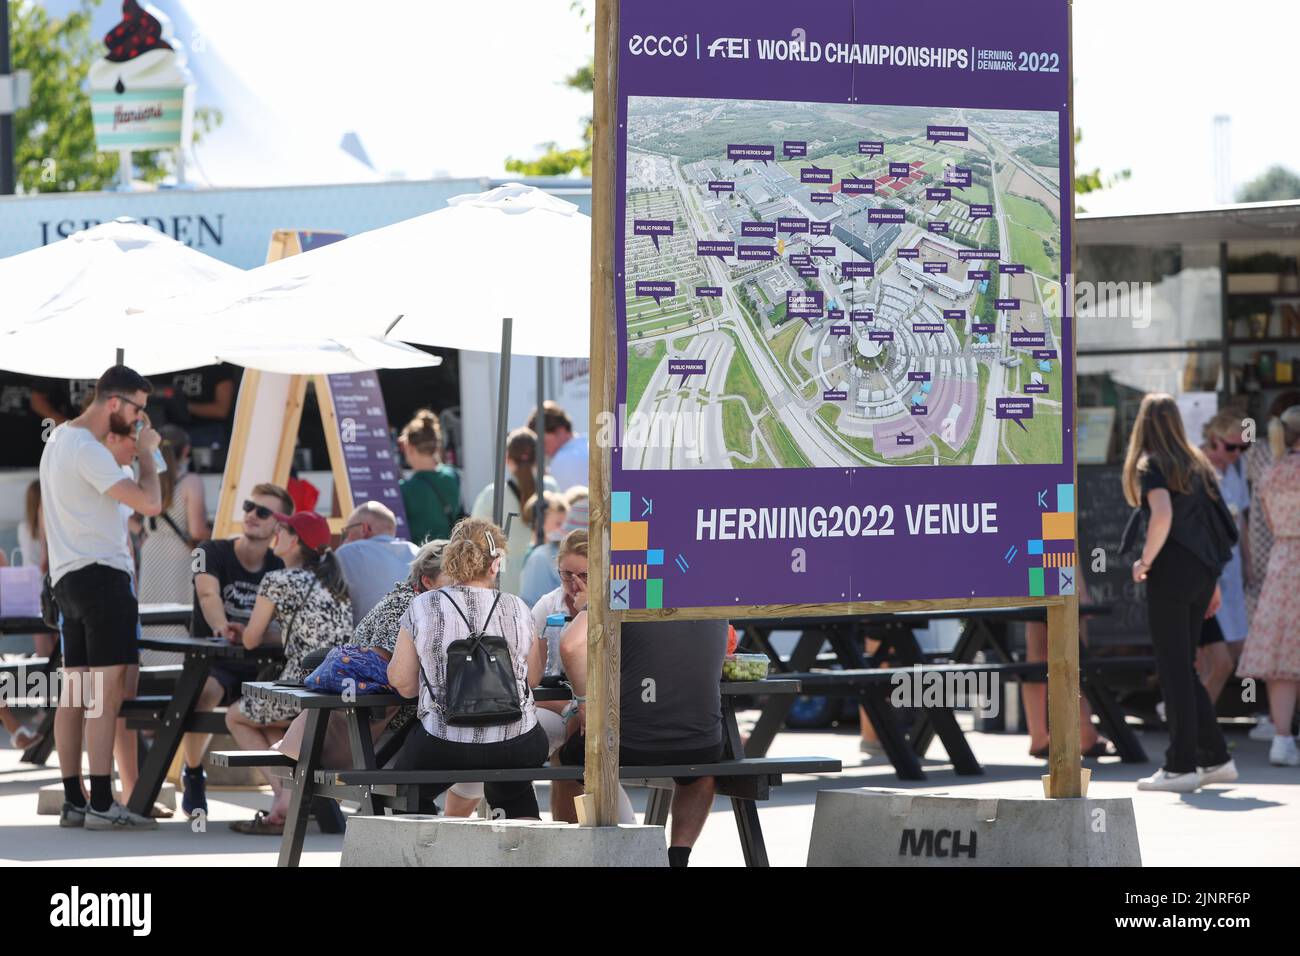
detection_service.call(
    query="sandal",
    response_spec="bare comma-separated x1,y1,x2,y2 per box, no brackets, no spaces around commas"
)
10,726,42,750
149,802,174,819
229,811,285,835
1029,744,1049,759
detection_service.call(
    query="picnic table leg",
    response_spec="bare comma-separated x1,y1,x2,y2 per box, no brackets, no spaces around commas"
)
744,629,824,758
859,686,925,780
925,705,984,775
643,787,671,827
127,650,210,817
346,705,379,815
722,692,770,866
22,647,62,765
1082,668,1148,763
278,707,329,868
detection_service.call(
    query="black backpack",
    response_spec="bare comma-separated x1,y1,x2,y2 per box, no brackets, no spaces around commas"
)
417,589,523,726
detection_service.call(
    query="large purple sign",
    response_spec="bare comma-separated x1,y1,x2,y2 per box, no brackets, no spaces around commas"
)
325,372,408,536
612,0,1074,611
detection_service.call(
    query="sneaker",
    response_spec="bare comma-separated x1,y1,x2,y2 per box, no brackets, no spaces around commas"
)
1269,736,1300,767
181,767,208,818
1136,768,1200,792
59,801,86,828
84,801,159,830
1249,716,1276,742
1154,701,1166,723
1197,758,1238,786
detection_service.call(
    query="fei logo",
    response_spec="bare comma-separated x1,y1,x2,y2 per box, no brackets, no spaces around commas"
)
50,886,151,936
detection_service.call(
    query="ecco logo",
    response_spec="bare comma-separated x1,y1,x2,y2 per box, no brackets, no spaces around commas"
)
628,34,689,57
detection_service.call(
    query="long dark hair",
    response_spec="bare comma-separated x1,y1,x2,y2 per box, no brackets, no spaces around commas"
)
1122,393,1219,507
506,427,537,506
294,539,349,603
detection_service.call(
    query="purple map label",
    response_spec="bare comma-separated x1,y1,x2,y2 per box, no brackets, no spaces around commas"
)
928,221,950,234
850,309,874,323
811,191,835,204
787,290,825,318
896,433,915,446
943,309,965,322
841,260,874,277
968,269,992,280
858,141,884,156
801,166,833,184
811,245,836,258
889,162,912,179
999,263,1025,274
783,140,807,158
924,261,949,274
908,371,931,382
737,245,776,261
695,286,722,298
789,254,811,266
708,180,735,194
869,329,894,342
841,177,875,195
741,221,777,238
1024,383,1049,394
824,389,848,401
996,298,1021,311
927,125,969,144
830,324,851,336
868,208,906,224
777,216,810,234
913,322,944,336
945,166,972,188
696,240,734,260
636,280,675,305
634,219,674,252
926,187,951,201
797,265,819,278
827,308,845,321
727,144,774,164
810,221,831,235
1011,331,1046,347
970,204,994,220
971,322,995,334
996,397,1035,425
668,359,706,383
911,404,929,416
897,247,920,260
958,249,999,261
1032,349,1058,360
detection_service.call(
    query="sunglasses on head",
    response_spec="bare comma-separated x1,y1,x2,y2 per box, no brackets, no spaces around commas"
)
243,500,275,520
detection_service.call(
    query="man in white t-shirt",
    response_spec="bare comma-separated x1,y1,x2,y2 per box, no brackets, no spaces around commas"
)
40,365,163,831
528,401,588,495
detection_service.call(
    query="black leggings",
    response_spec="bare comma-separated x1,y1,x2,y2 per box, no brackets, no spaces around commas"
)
395,722,549,818
1145,543,1230,774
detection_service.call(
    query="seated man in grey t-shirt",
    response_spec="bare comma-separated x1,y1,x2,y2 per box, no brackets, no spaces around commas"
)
557,615,728,868
336,501,419,624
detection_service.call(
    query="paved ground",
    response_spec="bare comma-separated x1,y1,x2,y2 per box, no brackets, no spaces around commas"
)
1,717,1295,867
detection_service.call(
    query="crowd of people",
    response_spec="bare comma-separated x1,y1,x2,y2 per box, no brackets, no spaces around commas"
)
18,371,721,866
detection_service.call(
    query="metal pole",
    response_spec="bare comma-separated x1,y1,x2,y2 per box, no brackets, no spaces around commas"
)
535,355,546,545
0,0,16,196
491,317,512,530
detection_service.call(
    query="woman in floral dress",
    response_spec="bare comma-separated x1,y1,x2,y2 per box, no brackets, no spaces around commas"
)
1238,405,1300,767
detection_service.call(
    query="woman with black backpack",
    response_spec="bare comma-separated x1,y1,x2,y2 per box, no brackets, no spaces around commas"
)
1122,393,1236,792
388,517,549,817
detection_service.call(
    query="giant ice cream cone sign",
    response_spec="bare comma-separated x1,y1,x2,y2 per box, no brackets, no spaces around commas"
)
90,0,194,152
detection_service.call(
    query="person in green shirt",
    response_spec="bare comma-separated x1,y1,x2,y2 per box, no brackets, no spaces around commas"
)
398,409,462,545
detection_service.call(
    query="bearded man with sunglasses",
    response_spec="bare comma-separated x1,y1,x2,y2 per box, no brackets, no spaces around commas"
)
178,482,294,816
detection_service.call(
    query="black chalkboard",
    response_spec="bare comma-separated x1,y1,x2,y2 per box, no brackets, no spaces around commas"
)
1078,464,1150,647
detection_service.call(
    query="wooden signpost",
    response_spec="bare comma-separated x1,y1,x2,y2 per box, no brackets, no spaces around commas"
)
585,0,1082,825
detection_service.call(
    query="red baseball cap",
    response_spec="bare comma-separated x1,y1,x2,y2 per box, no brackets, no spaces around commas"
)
274,511,332,551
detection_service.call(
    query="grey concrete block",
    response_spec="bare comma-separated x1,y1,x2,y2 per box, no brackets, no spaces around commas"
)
341,815,669,867
807,788,1141,867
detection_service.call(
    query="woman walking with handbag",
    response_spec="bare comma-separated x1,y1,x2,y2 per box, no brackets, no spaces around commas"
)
387,518,548,818
1123,394,1236,792
226,510,352,833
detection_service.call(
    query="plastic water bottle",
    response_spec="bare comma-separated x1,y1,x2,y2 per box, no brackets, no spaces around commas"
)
135,419,167,474
544,612,568,676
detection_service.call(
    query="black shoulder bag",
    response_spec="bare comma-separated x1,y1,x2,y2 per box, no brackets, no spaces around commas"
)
416,589,523,726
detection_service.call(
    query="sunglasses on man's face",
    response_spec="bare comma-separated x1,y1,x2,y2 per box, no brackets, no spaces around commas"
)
243,500,275,520
115,395,146,413
1220,441,1246,452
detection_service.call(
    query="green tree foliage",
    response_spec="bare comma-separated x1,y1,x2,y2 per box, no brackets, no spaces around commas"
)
1073,128,1129,212
1236,165,1300,204
504,2,592,177
10,0,220,193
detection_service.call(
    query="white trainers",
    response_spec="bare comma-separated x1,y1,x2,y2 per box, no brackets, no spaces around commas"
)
1269,736,1300,767
1197,758,1239,786
84,801,158,830
1155,701,1166,723
1249,716,1276,742
1137,768,1201,792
